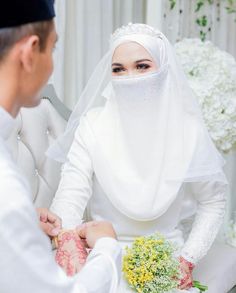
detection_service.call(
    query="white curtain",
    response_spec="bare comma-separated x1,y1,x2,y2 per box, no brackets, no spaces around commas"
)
146,0,236,57
50,0,236,228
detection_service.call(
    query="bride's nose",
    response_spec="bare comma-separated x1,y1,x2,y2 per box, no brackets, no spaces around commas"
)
127,69,138,76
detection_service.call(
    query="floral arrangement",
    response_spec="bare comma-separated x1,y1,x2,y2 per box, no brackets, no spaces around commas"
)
175,38,236,152
123,234,208,293
226,219,236,247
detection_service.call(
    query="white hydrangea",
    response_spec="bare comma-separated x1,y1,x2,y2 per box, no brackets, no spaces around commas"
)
175,38,236,152
226,220,236,247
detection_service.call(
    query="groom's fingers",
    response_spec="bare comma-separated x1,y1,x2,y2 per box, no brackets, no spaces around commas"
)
77,222,98,241
80,237,89,249
77,223,91,238
37,209,48,223
37,208,62,230
47,212,62,228
76,221,99,236
40,222,59,237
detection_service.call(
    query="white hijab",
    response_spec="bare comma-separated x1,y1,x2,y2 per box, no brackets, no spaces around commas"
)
47,24,226,221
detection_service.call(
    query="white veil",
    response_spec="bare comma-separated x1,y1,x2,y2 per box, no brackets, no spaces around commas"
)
47,23,226,221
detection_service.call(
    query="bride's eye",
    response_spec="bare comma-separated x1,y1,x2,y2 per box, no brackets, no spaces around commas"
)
112,67,125,73
136,63,151,70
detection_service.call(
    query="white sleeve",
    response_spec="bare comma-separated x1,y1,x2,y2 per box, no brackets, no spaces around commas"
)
0,169,76,293
180,180,227,264
77,238,122,293
50,121,93,229
0,164,121,293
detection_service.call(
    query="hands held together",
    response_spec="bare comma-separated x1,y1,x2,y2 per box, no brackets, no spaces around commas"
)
37,208,194,286
54,221,117,276
37,208,117,276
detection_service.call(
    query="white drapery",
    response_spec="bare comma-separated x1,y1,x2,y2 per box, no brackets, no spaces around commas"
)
146,0,236,58
50,0,236,226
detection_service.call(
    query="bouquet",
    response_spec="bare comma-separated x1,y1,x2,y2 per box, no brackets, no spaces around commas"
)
123,234,208,293
175,38,236,153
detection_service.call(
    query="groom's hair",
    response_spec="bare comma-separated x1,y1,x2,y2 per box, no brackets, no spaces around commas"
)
0,20,53,62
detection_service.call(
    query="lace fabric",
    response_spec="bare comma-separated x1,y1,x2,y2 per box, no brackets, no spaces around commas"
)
180,182,227,264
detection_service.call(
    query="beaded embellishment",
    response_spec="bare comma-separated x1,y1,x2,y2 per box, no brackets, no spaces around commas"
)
111,22,162,44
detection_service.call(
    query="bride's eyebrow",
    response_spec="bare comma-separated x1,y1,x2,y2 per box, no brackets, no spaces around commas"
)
112,62,123,66
135,59,152,63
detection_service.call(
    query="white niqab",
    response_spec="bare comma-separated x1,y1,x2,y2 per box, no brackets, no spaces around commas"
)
47,24,226,221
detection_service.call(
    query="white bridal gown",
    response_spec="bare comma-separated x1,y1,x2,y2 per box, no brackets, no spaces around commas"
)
51,109,226,293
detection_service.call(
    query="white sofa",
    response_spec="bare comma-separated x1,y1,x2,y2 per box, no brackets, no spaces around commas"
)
6,84,69,208
5,85,236,293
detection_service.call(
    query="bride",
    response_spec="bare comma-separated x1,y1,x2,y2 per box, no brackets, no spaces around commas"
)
48,23,227,292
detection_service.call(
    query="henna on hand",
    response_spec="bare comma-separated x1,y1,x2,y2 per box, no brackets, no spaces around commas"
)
178,256,195,290
55,230,88,276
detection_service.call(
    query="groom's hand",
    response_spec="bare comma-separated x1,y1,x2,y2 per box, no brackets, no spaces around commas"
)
77,221,117,248
37,208,62,237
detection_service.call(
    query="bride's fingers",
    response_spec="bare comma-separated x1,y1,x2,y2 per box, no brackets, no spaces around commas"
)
179,274,193,290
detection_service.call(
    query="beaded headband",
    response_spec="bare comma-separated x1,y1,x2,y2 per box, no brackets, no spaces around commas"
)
111,23,162,44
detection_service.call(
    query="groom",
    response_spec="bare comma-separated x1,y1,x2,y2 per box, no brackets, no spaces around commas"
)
0,1,121,292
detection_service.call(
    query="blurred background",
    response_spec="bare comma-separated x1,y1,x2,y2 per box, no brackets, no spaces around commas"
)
50,0,236,241
51,0,236,108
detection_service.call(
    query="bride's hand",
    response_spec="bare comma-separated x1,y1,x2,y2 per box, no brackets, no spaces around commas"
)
178,256,195,290
55,230,88,276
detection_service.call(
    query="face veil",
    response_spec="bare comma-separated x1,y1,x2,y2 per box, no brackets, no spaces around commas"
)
47,23,227,221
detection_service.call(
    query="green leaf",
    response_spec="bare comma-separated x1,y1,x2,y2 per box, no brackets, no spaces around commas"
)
199,30,207,41
196,15,208,27
169,0,176,10
195,1,204,12
193,280,208,292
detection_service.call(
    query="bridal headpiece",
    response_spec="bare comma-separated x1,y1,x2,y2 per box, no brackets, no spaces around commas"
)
110,23,162,44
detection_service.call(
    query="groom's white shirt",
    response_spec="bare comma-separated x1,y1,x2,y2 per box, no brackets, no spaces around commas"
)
0,106,121,293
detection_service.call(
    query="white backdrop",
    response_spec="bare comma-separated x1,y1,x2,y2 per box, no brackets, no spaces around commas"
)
50,0,236,228
147,0,236,57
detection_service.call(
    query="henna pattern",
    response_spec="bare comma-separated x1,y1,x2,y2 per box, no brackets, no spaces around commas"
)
55,230,88,276
179,256,195,288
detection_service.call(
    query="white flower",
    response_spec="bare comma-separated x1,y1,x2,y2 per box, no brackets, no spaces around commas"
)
175,38,236,152
226,220,236,248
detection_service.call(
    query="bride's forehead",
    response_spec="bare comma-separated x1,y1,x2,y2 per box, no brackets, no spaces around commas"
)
112,41,153,61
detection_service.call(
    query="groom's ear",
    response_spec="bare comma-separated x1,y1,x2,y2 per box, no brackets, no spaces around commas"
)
0,20,54,64
18,35,41,73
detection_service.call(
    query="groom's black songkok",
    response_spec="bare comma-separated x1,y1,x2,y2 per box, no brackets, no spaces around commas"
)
0,0,55,29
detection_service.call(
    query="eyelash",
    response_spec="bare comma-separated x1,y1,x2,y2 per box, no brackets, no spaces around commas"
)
112,67,124,73
112,63,151,73
137,63,151,70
